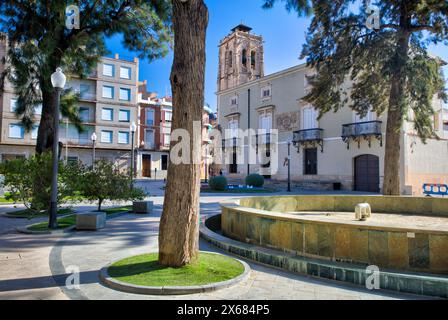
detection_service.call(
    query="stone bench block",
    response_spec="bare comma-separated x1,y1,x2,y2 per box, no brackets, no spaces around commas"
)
76,212,106,231
133,201,154,214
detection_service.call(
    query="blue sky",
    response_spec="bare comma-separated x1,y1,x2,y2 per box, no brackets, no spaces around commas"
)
106,0,448,111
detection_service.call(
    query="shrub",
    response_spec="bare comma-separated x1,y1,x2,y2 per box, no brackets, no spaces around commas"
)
245,174,265,187
209,176,228,191
77,160,145,211
0,154,75,213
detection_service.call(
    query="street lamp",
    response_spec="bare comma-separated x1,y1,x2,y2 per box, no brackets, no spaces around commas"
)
49,67,66,229
287,139,292,193
130,121,137,183
91,132,97,168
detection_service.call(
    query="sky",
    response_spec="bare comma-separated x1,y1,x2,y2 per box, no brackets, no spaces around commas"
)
106,0,448,111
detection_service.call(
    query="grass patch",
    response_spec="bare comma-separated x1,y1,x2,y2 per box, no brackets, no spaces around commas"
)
0,197,14,204
108,253,245,287
27,215,77,232
8,208,73,219
102,206,132,215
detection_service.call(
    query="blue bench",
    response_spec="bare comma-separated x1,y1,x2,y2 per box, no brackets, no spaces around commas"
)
423,184,448,197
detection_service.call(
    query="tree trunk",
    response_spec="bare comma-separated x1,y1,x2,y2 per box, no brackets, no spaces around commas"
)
383,27,410,196
98,199,103,212
158,0,208,267
36,89,58,154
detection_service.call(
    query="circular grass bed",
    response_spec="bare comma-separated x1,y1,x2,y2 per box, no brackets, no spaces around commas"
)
107,252,245,287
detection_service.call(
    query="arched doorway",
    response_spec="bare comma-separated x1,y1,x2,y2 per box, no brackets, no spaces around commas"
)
354,155,380,193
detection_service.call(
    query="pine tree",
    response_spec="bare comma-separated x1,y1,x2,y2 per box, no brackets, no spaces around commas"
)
0,0,172,154
264,0,447,195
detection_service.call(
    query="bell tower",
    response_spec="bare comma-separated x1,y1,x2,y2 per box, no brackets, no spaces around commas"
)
217,24,264,92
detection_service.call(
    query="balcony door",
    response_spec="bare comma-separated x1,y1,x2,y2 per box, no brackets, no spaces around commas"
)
303,106,318,129
354,155,380,193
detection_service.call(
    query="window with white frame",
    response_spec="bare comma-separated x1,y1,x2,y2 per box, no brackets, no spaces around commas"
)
102,86,114,99
145,129,155,147
101,130,113,143
261,85,272,99
101,108,114,121
146,109,155,126
118,131,130,144
228,117,239,138
31,125,39,140
8,124,24,139
119,88,131,101
302,106,318,129
103,63,115,77
164,134,171,146
10,99,18,112
354,109,375,123
229,95,238,106
120,66,131,79
259,110,273,131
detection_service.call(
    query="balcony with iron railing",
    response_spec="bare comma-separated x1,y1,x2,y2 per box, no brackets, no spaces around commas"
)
293,128,324,153
341,120,383,149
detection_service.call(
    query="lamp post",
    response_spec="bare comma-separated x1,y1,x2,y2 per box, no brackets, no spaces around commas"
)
287,140,292,193
91,132,97,168
49,68,66,229
130,122,137,184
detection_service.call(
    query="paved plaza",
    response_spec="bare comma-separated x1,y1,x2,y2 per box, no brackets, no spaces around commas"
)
0,182,433,300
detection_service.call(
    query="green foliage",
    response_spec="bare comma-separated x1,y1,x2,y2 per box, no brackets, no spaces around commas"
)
245,174,265,187
0,154,75,213
263,1,448,141
208,176,228,191
77,160,145,211
0,1,172,147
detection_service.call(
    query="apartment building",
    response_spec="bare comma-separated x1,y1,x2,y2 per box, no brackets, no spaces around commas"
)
0,37,139,169
136,82,172,179
217,25,448,195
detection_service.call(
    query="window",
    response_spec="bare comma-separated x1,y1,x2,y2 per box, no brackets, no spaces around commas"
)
79,107,90,122
102,86,114,99
8,124,24,139
101,130,113,143
119,109,130,122
228,51,233,68
31,125,39,140
118,131,130,144
164,134,171,146
261,86,271,99
165,111,173,122
242,49,247,67
251,51,256,69
259,111,272,131
302,107,318,129
101,108,114,121
161,155,168,171
145,130,155,147
355,109,375,123
67,156,79,165
10,99,18,112
146,109,155,126
35,104,42,116
228,118,239,138
103,63,115,77
80,84,91,99
119,88,131,101
304,148,318,175
120,67,131,79
230,96,238,106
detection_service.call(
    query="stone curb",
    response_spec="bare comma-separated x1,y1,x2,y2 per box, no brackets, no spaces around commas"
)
99,252,251,296
199,214,448,299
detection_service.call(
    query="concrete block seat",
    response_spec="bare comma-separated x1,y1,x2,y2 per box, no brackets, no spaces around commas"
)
76,212,106,231
133,201,154,214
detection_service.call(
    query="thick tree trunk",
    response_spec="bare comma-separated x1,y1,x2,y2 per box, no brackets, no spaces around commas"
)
383,28,410,196
36,89,58,154
158,0,208,267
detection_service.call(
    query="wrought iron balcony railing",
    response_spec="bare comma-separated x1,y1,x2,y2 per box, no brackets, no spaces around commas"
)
293,128,324,153
341,120,383,149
